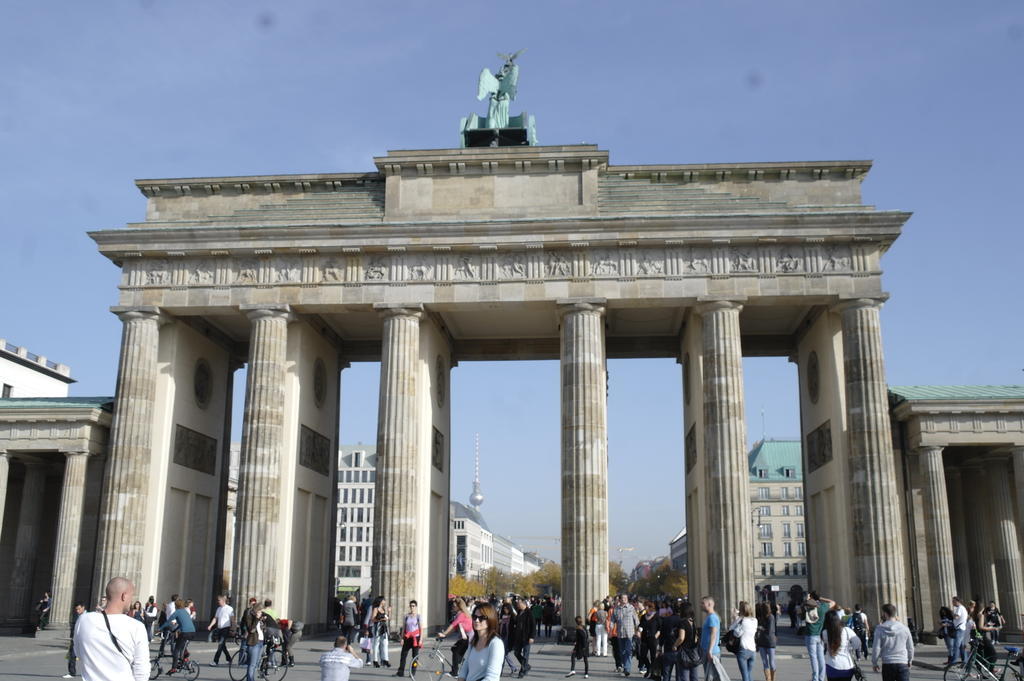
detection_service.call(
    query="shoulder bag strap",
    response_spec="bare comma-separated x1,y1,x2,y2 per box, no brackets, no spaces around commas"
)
101,612,133,664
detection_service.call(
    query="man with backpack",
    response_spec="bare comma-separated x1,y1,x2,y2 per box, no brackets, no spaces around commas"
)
800,592,835,681
847,605,870,659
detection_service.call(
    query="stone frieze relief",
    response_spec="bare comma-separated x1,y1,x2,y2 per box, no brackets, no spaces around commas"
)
122,242,867,288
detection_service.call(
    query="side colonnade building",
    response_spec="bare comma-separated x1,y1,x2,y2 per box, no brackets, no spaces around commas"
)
0,142,1016,633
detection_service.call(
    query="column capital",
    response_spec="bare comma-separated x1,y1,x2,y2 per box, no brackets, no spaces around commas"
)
240,304,294,322
60,449,90,459
915,445,945,457
695,298,744,315
110,305,167,324
832,296,889,314
373,303,424,320
556,298,606,317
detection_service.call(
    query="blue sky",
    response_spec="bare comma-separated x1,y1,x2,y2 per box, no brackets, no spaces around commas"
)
2,1,1022,564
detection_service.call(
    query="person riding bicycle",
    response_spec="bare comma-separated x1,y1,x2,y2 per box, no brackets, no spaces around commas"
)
159,598,197,673
438,598,473,677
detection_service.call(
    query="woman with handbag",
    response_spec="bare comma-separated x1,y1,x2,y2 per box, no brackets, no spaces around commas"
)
728,602,757,681
755,602,777,681
673,601,701,681
458,603,504,681
370,597,391,668
937,606,956,665
821,610,860,679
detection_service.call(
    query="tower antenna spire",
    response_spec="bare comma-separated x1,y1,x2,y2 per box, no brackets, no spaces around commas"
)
470,433,485,509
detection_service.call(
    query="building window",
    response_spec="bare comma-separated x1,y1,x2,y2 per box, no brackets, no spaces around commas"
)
783,523,791,538
769,563,775,575
784,542,792,557
796,504,804,516
797,523,805,538
798,542,806,556
780,487,789,499
758,524,771,539
1,384,11,398
784,564,791,576
760,505,771,516
761,542,773,557
370,472,376,482
340,527,347,541
368,490,373,504
801,563,808,576
758,487,769,499
794,487,803,499
761,563,767,576
342,489,349,503
782,505,790,516
757,468,767,478
783,467,795,478
338,546,346,561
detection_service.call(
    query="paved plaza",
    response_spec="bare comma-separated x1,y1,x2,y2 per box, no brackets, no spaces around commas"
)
0,628,963,680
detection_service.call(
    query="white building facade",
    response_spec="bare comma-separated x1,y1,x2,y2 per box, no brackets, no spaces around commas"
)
335,445,377,599
0,338,73,398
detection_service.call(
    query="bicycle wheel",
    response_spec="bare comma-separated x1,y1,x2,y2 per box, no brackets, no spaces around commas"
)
182,659,200,681
945,661,983,681
262,648,288,681
149,658,162,680
229,647,250,681
411,652,447,681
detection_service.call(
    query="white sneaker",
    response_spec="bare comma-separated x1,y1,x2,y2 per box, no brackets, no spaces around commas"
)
566,673,576,678
62,676,73,679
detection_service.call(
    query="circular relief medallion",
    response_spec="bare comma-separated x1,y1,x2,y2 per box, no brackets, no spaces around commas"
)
435,355,447,407
683,352,691,406
807,351,820,405
313,358,326,408
193,358,212,410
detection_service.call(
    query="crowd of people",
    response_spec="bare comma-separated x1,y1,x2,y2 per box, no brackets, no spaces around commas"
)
64,577,306,681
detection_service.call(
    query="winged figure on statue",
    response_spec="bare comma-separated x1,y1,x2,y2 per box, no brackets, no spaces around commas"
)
460,50,537,147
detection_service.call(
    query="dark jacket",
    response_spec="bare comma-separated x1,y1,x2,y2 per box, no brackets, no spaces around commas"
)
572,627,590,656
513,608,535,644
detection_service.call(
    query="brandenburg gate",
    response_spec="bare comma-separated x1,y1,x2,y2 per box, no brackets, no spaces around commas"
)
87,141,912,627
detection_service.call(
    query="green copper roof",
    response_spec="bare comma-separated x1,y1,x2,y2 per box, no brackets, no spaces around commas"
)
0,396,113,411
888,386,1024,402
748,439,802,481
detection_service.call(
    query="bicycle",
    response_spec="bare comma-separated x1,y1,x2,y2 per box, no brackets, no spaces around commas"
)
228,637,288,681
149,634,199,680
411,632,454,681
944,638,1023,681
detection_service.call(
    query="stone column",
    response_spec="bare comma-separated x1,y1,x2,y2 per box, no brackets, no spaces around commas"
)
1012,448,1024,567
10,462,47,619
697,300,753,612
371,305,423,615
49,451,90,627
0,450,9,540
963,466,997,602
986,457,1024,632
558,300,609,627
946,468,972,598
95,307,161,590
917,447,957,614
232,305,291,602
836,298,906,617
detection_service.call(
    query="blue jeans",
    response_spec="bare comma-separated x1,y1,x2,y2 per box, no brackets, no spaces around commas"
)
954,628,968,662
735,650,755,681
618,637,634,674
943,633,957,661
246,642,264,681
805,635,825,681
758,647,776,671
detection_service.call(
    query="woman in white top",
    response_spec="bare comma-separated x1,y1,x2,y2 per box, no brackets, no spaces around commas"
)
821,610,860,679
458,603,504,681
729,601,758,681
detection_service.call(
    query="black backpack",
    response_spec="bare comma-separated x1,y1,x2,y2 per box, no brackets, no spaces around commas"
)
849,612,867,640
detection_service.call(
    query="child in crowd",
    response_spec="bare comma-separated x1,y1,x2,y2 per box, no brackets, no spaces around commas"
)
566,616,590,678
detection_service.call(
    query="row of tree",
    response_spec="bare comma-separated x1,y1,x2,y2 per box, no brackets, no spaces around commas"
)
448,559,688,602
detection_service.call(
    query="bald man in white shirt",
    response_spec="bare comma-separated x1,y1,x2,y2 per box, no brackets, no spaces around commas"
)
74,577,149,681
